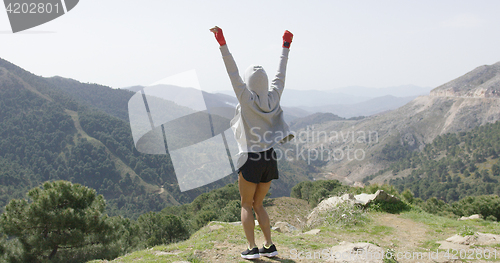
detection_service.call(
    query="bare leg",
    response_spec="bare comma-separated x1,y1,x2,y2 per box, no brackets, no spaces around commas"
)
253,181,273,246
238,173,258,248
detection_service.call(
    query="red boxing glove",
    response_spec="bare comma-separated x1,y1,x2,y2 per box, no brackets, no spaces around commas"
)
282,30,293,48
210,26,226,46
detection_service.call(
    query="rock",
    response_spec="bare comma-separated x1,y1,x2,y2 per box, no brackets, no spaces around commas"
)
273,221,299,233
306,193,356,226
458,214,481,220
327,241,385,262
306,190,400,227
209,224,223,231
436,240,470,251
209,220,241,226
442,232,500,246
354,190,400,206
156,251,180,256
353,181,365,188
303,229,321,235
445,234,474,245
475,232,500,245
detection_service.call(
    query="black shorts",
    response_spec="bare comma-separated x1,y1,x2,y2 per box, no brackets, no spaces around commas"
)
238,148,279,184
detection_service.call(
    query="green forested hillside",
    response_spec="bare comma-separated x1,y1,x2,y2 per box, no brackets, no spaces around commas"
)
0,72,74,208
0,58,210,218
0,57,314,219
46,76,135,121
0,65,169,218
365,121,500,202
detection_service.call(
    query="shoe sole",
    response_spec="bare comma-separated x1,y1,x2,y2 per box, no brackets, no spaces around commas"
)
260,251,278,257
241,254,260,259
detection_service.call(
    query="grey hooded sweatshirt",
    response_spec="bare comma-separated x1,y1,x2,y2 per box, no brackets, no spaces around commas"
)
220,44,294,168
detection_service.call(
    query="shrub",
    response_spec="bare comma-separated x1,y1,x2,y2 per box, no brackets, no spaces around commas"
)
366,200,410,214
401,189,414,204
219,200,241,222
290,180,348,207
450,195,500,221
137,212,189,247
485,215,497,221
193,210,218,230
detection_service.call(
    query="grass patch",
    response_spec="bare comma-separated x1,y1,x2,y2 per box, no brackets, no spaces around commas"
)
458,225,477,236
422,240,440,250
369,225,394,236
402,208,500,236
95,222,244,262
277,234,330,251
186,253,204,263
322,202,369,229
383,248,398,263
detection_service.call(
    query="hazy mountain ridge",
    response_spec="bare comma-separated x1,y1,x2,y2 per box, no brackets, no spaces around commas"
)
280,89,371,106
216,84,431,106
216,85,430,118
123,85,311,122
301,95,419,118
330,84,432,98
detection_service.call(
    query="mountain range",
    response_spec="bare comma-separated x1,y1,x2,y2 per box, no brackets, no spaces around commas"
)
296,62,500,184
215,85,432,118
124,85,311,123
0,58,315,218
1,55,499,219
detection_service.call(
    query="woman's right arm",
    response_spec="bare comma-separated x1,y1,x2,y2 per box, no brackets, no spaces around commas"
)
210,26,250,102
270,30,293,100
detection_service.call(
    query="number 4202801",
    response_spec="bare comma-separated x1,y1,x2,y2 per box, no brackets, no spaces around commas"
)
6,2,62,14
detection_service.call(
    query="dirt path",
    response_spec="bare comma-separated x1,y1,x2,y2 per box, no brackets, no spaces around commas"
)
375,213,430,252
64,109,178,205
200,213,436,263
107,200,500,263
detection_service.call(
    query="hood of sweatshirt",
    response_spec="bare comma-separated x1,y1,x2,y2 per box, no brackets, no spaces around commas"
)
244,65,268,99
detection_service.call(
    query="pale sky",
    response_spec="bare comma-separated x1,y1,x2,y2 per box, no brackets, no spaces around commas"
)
1,0,500,92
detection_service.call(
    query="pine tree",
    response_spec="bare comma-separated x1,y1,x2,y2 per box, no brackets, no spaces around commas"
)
0,180,118,262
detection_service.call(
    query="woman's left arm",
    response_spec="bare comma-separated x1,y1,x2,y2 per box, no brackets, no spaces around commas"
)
210,26,250,102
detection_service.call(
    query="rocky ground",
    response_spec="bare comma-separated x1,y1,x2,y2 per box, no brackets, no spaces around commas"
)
92,196,500,263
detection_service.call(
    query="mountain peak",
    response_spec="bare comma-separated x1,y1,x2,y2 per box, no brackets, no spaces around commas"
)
431,61,500,98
